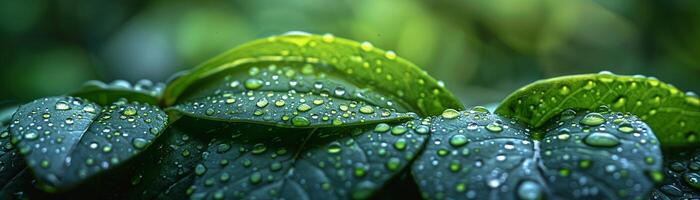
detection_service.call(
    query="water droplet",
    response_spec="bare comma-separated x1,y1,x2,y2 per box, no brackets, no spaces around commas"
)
132,138,148,149
393,138,407,150
466,123,478,131
391,125,407,135
122,107,137,116
360,41,374,52
684,173,700,189
24,132,38,140
470,106,490,113
249,172,262,184
251,143,267,154
297,104,311,112
580,113,605,126
374,123,390,132
583,132,620,147
194,164,207,176
617,123,634,133
334,87,346,96
386,157,401,171
55,102,71,110
359,106,374,114
217,143,231,153
559,109,576,121
559,86,571,95
327,142,342,154
205,108,215,116
449,135,468,147
486,122,503,133
441,109,460,119
517,180,543,200
244,79,264,90
256,98,269,108
83,106,96,113
291,116,310,127
385,51,397,60
322,33,335,43
275,100,285,107
42,113,51,119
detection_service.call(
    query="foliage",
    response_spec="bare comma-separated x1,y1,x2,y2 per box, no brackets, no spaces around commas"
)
0,33,698,200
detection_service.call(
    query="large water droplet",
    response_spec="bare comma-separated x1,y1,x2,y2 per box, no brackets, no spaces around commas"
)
583,132,620,147
55,101,71,110
385,157,401,171
449,135,468,147
684,173,700,189
244,79,264,90
580,113,605,126
122,107,137,116
327,142,342,154
441,109,460,119
291,116,310,127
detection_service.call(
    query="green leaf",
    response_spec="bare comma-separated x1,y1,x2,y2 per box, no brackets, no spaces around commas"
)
495,72,700,147
128,117,216,200
164,32,464,117
190,118,430,200
412,107,663,200
168,64,418,128
650,148,700,199
7,96,168,191
71,79,165,106
0,126,26,194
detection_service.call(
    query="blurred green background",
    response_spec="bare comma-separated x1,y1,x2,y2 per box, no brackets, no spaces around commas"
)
2,0,699,107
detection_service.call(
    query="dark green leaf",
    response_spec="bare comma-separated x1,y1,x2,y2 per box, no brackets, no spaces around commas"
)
8,96,168,191
495,72,700,147
651,148,700,199
412,107,663,200
0,126,26,194
128,117,217,200
71,80,164,106
168,65,417,128
164,33,464,117
190,118,430,200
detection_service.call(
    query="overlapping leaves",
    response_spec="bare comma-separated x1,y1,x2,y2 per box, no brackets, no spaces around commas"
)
412,107,663,200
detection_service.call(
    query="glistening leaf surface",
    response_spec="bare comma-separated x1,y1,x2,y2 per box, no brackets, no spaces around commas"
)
650,148,700,199
164,33,463,116
8,96,168,190
169,65,417,128
190,119,430,200
412,108,663,200
496,72,700,147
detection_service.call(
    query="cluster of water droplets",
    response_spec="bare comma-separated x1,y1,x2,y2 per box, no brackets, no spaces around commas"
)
7,96,167,188
188,117,429,200
176,64,417,128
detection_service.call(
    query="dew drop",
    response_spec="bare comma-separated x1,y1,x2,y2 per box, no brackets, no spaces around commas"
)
374,123,390,132
359,106,374,114
385,157,401,171
517,180,543,200
291,116,310,127
122,107,137,116
449,135,468,147
385,51,397,60
441,109,460,119
132,138,148,149
583,132,620,147
360,41,374,52
327,142,342,154
244,79,264,90
55,102,71,110
580,113,605,126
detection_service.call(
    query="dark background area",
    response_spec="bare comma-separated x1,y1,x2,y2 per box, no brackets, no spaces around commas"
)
1,0,699,107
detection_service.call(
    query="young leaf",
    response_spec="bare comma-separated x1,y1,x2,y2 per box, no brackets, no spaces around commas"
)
190,119,430,200
496,72,700,147
169,65,417,128
8,96,168,191
71,79,165,106
412,107,663,200
650,148,700,199
164,32,464,117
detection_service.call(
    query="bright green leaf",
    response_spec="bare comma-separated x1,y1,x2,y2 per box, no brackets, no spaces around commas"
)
190,118,430,200
163,33,463,117
496,72,700,147
412,107,662,200
8,96,168,191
